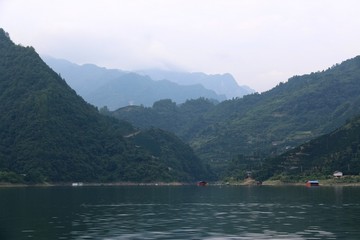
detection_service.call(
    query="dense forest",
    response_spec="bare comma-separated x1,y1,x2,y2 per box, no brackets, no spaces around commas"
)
110,98,217,141
112,56,360,176
249,114,360,182
0,29,210,183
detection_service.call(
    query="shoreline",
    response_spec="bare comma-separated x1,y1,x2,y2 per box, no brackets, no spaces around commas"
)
2,180,360,188
0,181,187,188
219,177,360,187
261,180,360,187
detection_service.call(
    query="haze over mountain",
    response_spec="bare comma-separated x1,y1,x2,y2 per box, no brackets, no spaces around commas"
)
44,56,226,110
0,29,210,183
3,1,360,93
137,69,255,99
42,56,128,98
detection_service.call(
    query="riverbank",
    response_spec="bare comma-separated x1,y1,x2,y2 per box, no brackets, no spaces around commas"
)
0,181,186,188
221,176,360,187
2,177,360,188
262,179,360,186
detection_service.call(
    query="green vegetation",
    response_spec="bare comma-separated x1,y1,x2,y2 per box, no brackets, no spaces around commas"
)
111,98,216,141
0,29,210,184
112,56,360,178
132,128,215,181
0,171,24,183
252,115,360,181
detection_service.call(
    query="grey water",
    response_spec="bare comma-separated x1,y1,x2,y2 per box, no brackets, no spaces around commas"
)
0,185,359,240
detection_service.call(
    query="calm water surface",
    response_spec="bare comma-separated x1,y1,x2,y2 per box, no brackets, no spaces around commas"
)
0,185,359,239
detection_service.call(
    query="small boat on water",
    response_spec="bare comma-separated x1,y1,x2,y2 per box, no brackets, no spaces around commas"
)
71,182,84,187
306,180,319,187
197,181,207,186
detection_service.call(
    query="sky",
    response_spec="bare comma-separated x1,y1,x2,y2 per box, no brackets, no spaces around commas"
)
1,0,360,92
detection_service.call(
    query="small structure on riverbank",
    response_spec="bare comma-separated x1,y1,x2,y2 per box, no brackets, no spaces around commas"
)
71,182,83,187
306,180,319,187
197,181,207,186
333,171,343,178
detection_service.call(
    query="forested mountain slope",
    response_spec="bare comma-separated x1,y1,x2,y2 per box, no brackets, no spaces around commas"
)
252,115,360,181
110,98,217,141
113,56,360,172
0,29,209,183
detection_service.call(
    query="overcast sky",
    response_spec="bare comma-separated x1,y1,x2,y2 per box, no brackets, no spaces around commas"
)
1,0,360,92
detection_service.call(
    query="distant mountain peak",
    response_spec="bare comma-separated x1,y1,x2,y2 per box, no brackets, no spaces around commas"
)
136,69,255,99
44,57,226,110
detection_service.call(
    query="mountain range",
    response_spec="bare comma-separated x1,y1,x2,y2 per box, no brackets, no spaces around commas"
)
136,69,254,99
1,27,359,183
44,57,255,110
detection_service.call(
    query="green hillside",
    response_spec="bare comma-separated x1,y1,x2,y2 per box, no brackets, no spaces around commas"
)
195,58,360,163
111,98,217,141
0,29,208,183
131,128,214,181
252,115,360,182
112,56,360,174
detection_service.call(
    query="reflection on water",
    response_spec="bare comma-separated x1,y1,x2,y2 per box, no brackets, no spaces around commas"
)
74,202,337,240
1,186,360,239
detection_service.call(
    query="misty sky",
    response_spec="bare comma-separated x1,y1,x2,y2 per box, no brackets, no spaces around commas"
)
1,0,360,92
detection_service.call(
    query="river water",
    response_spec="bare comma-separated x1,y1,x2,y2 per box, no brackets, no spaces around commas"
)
0,185,359,239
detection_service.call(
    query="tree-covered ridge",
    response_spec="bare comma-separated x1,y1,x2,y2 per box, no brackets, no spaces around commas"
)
131,128,214,181
252,115,360,181
111,98,217,142
0,29,209,183
112,55,360,174
198,57,360,156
